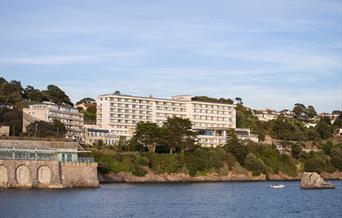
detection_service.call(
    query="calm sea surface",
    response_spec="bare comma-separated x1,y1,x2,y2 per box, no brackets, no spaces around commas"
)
1,181,341,218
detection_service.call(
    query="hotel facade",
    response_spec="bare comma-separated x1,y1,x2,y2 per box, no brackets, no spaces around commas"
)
23,102,84,140
96,94,236,147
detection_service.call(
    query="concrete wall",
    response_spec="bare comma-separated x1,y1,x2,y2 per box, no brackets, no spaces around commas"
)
0,159,99,188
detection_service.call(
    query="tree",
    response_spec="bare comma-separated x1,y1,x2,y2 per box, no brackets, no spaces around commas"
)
42,85,73,106
244,152,267,176
23,85,46,102
270,116,305,141
304,157,325,173
333,116,342,129
225,141,249,165
292,103,306,117
315,119,333,140
26,120,66,137
331,147,342,171
76,97,95,105
291,144,302,159
162,116,197,154
305,105,317,118
226,129,239,145
235,97,243,105
235,104,262,136
0,79,23,107
53,119,66,136
82,105,97,122
191,96,233,104
306,129,320,141
133,122,161,153
0,108,22,135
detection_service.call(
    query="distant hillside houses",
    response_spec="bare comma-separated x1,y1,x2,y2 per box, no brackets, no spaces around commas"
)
254,108,341,128
254,109,280,121
320,111,341,122
75,101,96,111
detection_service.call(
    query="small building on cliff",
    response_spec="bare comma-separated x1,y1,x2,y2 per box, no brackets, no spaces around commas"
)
0,139,99,188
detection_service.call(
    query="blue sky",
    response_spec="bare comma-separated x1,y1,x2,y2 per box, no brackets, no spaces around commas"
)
1,0,341,112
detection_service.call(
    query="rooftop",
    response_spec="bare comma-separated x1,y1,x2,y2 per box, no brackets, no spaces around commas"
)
98,93,235,106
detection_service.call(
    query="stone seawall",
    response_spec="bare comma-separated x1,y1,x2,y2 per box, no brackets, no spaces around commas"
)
61,162,99,188
0,159,99,188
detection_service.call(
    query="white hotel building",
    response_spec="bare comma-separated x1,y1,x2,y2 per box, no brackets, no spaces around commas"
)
23,102,84,139
96,94,236,147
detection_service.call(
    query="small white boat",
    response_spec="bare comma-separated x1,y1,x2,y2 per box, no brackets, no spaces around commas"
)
271,184,286,189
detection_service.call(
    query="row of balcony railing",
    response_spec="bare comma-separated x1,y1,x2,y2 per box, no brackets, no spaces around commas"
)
0,152,95,163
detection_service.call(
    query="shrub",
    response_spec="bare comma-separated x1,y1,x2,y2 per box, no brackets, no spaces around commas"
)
226,143,249,165
291,144,302,159
304,157,325,173
331,148,342,171
184,149,210,176
145,153,182,174
244,153,267,176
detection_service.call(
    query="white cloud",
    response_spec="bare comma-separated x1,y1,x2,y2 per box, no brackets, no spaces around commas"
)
1,51,146,65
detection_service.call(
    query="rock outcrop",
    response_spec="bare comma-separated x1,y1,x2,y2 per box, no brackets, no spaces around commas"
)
301,172,335,189
98,171,342,184
99,171,267,183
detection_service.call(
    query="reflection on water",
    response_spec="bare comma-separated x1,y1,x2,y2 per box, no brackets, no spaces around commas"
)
1,181,341,218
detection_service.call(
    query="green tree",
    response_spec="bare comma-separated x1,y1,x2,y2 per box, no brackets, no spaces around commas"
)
306,128,320,141
331,147,342,171
133,122,161,153
26,120,66,137
321,142,334,155
0,78,23,107
76,97,95,105
163,116,197,153
235,97,243,105
270,116,305,141
305,105,317,118
42,85,73,106
291,144,302,159
53,119,66,136
292,103,306,117
244,152,267,176
315,119,333,139
23,85,46,102
191,96,233,104
0,108,22,135
333,116,342,129
225,141,249,165
304,157,325,173
235,104,263,136
82,105,97,122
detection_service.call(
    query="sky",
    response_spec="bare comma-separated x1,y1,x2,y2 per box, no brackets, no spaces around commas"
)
0,0,341,112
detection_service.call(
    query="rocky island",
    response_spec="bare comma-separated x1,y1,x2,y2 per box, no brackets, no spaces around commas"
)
301,172,335,189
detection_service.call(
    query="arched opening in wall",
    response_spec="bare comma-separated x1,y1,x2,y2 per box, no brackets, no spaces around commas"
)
16,165,31,185
0,165,8,186
37,166,51,184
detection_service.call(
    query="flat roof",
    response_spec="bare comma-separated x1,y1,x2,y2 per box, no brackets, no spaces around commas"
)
97,93,235,106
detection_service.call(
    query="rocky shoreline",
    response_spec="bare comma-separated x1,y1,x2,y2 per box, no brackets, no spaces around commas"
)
99,171,342,183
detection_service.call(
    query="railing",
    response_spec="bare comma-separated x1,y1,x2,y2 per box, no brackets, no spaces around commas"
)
78,156,95,163
0,152,56,161
0,150,95,163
